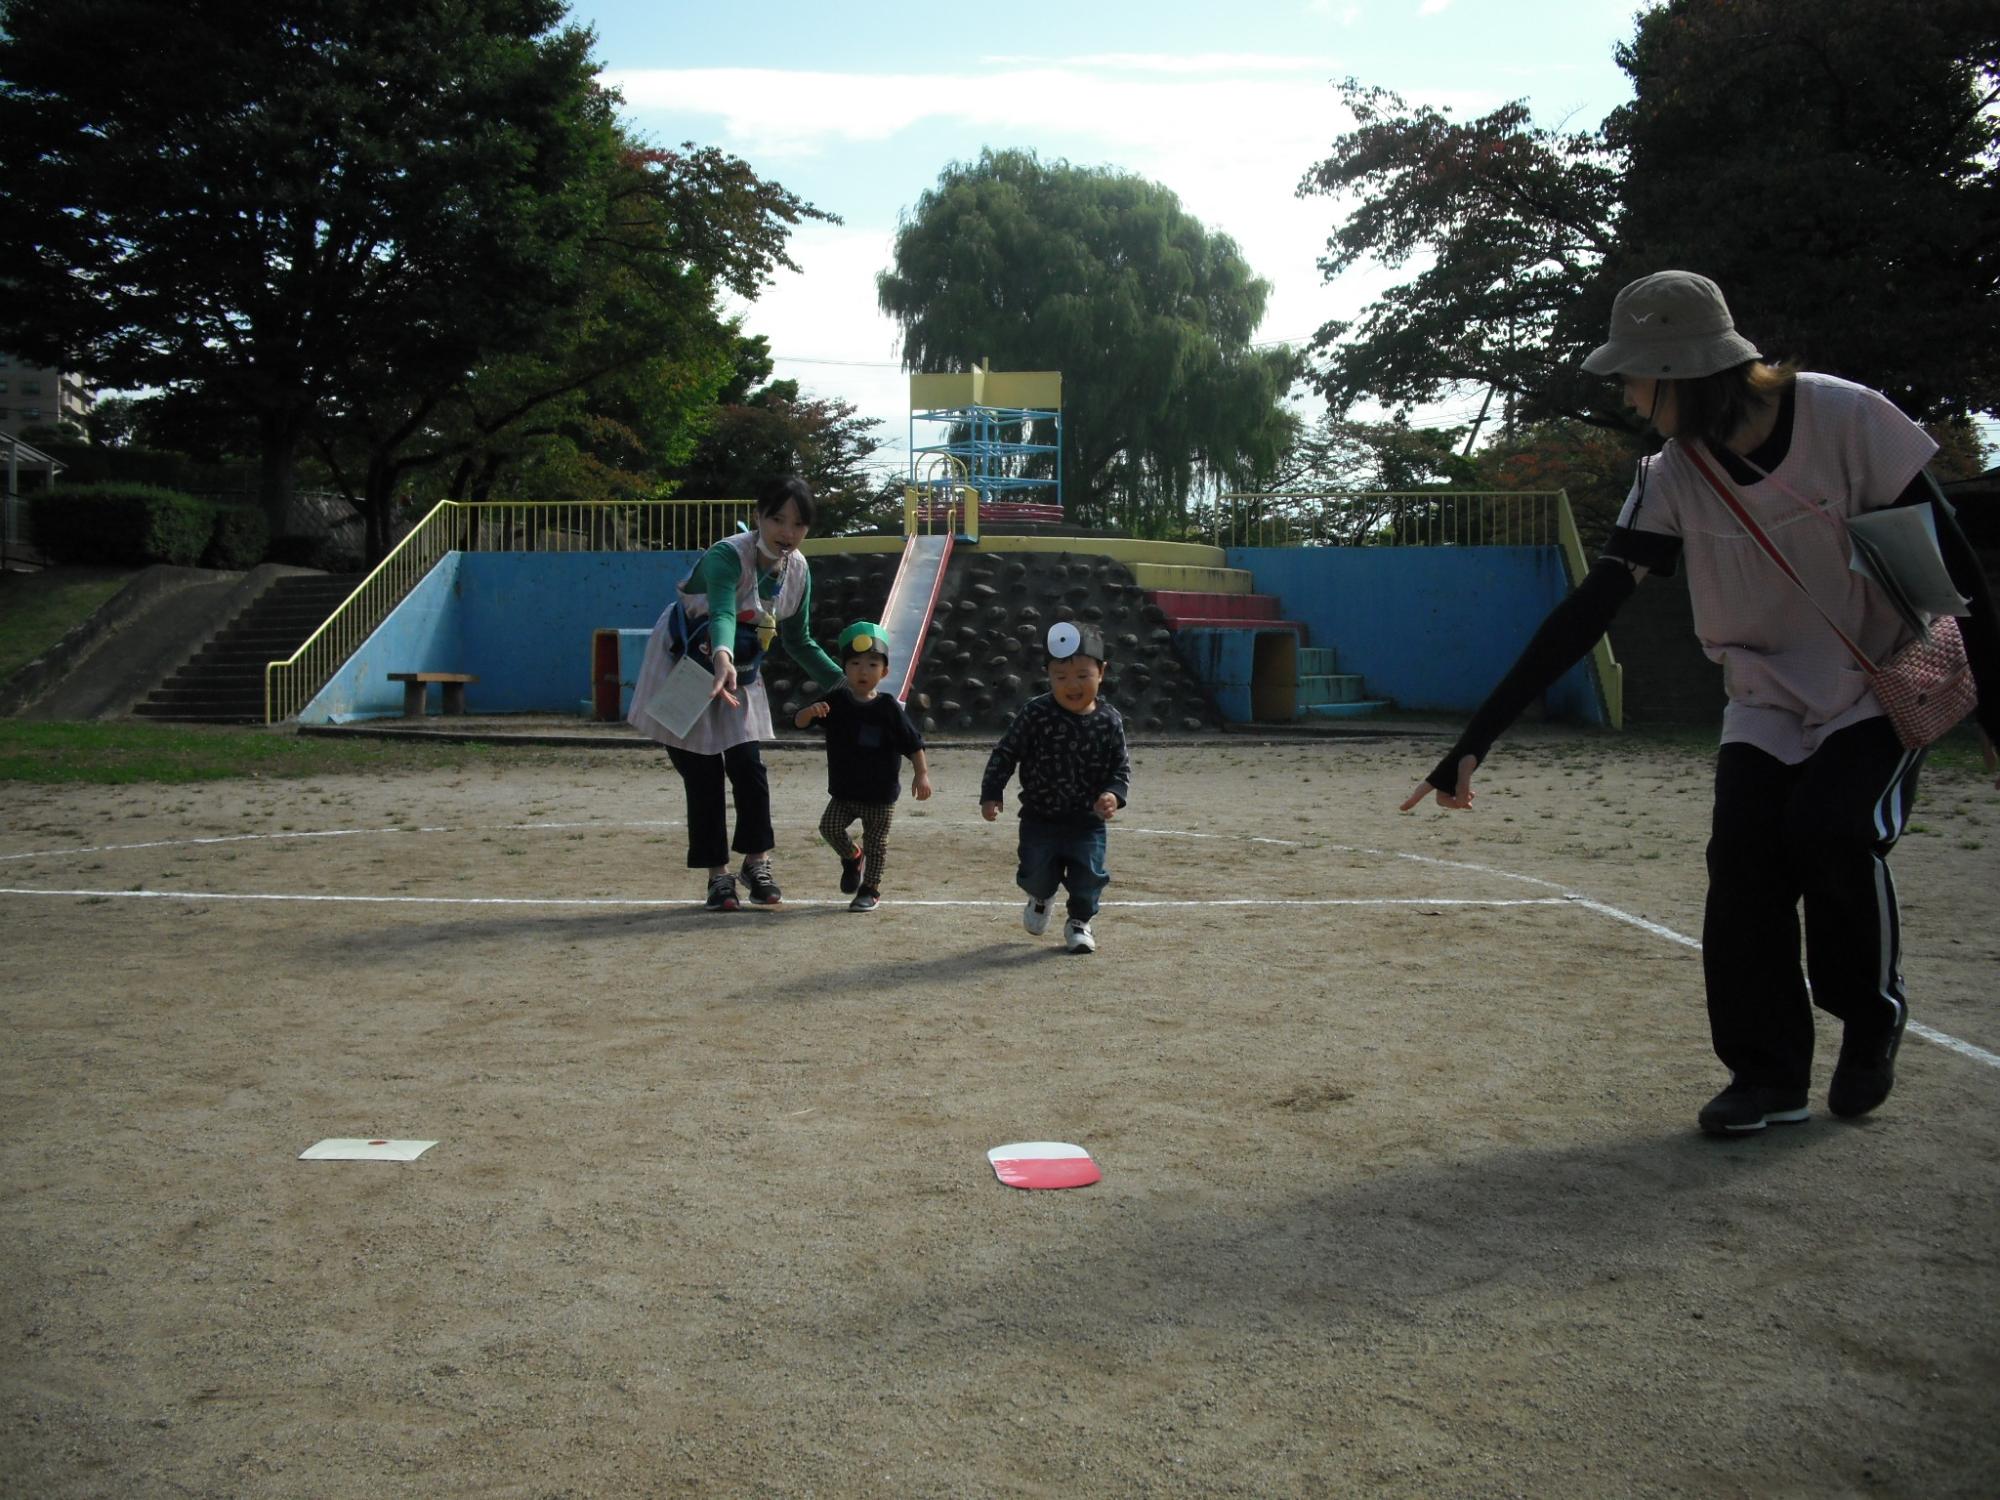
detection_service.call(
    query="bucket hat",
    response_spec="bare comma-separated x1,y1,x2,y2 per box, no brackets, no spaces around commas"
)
1582,270,1762,379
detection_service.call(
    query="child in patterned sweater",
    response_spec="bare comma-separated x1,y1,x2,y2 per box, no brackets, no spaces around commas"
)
979,622,1131,954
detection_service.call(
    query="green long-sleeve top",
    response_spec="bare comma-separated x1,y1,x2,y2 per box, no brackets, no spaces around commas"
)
696,541,843,688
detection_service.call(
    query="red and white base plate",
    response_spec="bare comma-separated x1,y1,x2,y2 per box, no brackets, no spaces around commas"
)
987,1140,1100,1190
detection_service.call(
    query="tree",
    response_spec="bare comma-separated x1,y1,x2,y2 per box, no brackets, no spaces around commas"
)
0,0,616,536
1607,0,2000,420
1469,420,1645,551
1299,0,2000,429
670,366,888,536
309,140,833,551
878,149,1297,533
1298,80,1623,427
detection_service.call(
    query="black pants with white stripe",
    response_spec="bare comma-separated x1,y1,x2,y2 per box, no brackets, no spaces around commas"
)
1703,715,1924,1092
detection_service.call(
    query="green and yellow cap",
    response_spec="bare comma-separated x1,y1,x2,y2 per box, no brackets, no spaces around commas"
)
838,620,891,659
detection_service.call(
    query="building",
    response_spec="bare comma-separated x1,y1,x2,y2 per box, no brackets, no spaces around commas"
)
0,352,95,440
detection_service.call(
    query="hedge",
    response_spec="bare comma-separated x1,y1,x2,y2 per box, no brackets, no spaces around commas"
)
29,483,266,569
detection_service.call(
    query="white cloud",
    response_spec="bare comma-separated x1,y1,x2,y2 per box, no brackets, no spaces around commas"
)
1419,0,1452,13
615,60,1511,456
976,52,1335,75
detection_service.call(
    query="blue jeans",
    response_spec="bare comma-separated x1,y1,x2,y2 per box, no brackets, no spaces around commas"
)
1016,819,1109,920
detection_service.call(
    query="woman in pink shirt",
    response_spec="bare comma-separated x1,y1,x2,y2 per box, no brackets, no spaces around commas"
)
1404,271,1999,1137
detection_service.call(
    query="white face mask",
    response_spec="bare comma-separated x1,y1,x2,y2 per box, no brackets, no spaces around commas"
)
755,533,786,562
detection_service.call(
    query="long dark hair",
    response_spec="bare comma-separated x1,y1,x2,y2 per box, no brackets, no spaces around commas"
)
1668,359,1797,449
756,474,816,526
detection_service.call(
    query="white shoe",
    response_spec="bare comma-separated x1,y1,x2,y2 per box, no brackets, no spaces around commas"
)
1063,918,1096,954
1022,897,1051,936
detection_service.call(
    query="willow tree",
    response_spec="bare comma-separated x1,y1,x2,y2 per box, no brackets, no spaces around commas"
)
878,149,1297,533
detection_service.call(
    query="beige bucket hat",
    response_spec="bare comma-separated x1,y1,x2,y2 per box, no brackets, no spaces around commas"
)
1582,270,1762,378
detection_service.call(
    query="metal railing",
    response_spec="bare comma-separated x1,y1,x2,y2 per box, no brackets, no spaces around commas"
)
1201,490,1564,550
264,498,753,723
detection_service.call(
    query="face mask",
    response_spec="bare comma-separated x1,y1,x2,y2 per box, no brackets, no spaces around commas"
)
756,534,785,562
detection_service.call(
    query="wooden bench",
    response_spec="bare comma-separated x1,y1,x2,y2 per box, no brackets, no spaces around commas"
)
387,671,476,717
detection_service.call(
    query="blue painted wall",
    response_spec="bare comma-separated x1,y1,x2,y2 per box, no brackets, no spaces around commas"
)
304,551,699,723
302,545,1602,724
1226,546,1604,722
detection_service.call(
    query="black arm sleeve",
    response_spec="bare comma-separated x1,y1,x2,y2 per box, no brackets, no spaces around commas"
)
1425,558,1638,790
1893,471,2000,741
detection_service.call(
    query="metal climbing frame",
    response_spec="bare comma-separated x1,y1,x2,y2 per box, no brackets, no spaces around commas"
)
907,364,1063,540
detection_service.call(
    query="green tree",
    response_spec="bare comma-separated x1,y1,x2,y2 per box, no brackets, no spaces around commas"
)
1300,0,2000,429
0,0,614,538
878,149,1297,534
310,141,831,549
1298,80,1623,427
669,375,887,535
1607,0,2000,420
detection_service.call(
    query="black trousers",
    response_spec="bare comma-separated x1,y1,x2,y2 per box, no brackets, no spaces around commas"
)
666,742,772,870
1703,716,1925,1091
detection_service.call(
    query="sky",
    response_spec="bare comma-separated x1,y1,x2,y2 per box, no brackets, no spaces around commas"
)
579,0,1655,482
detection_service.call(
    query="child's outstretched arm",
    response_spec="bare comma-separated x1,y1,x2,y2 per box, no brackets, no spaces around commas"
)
794,700,830,729
909,748,932,801
978,708,1031,822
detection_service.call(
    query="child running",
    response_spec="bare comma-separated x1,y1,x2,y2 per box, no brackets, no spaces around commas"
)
979,621,1131,954
794,620,931,911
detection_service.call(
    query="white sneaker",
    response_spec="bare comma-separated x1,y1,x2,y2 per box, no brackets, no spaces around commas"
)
1063,918,1096,954
1022,897,1051,936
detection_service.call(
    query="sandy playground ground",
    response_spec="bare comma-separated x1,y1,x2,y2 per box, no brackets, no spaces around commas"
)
3,731,1998,1498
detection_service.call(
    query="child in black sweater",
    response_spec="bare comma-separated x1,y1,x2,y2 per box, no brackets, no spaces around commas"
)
795,620,930,911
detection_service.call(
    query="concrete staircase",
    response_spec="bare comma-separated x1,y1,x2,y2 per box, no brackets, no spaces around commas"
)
135,573,360,723
1295,645,1386,720
1147,583,1388,724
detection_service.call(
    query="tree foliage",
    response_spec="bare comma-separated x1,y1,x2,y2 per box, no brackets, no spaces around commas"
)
1300,0,2000,430
0,1,830,559
878,149,1297,533
1298,81,1622,425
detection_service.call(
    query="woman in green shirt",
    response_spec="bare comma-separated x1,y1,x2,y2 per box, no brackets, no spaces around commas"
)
629,476,843,911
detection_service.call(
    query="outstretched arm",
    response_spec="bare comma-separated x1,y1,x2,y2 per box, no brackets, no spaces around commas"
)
1402,558,1640,811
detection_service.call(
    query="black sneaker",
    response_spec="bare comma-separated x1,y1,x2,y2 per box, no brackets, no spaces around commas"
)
838,850,863,895
848,885,879,912
705,873,740,912
1829,1009,1908,1119
1698,1082,1810,1136
742,860,782,907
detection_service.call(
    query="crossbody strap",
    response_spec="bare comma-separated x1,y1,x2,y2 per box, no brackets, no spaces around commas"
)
1679,441,1882,677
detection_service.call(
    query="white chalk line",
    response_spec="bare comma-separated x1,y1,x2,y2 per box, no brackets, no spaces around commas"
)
6,819,1993,1073
0,887,1567,911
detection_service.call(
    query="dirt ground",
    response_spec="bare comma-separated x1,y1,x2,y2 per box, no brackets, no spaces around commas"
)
4,732,1998,1499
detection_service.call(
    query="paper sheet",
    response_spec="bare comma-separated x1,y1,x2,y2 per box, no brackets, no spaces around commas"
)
299,1138,439,1161
1847,506,1971,638
641,653,718,739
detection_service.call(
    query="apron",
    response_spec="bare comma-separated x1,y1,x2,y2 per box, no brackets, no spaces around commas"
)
628,531,809,755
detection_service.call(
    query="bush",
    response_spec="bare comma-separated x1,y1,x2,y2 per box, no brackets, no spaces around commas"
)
30,483,214,566
203,506,269,570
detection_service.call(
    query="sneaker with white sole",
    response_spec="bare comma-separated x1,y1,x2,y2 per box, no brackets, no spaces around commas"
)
1022,897,1051,935
1828,1009,1907,1119
1697,1081,1809,1135
1063,918,1096,955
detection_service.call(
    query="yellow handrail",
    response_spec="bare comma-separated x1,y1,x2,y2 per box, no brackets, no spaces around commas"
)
264,498,754,722
1554,488,1623,730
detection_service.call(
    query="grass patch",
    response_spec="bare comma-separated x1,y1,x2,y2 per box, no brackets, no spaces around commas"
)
0,721,509,784
0,568,138,683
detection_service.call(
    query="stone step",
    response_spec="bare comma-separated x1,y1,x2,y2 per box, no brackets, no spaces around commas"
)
1300,699,1391,720
1124,563,1254,593
1297,646,1340,676
1162,615,1305,640
1297,673,1366,706
1150,590,1282,621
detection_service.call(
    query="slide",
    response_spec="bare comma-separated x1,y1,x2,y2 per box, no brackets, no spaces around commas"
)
880,531,953,704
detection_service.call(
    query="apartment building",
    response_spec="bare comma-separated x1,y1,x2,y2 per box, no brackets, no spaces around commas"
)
0,352,95,440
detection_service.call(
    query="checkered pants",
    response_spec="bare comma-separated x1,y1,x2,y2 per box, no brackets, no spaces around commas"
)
819,798,895,890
